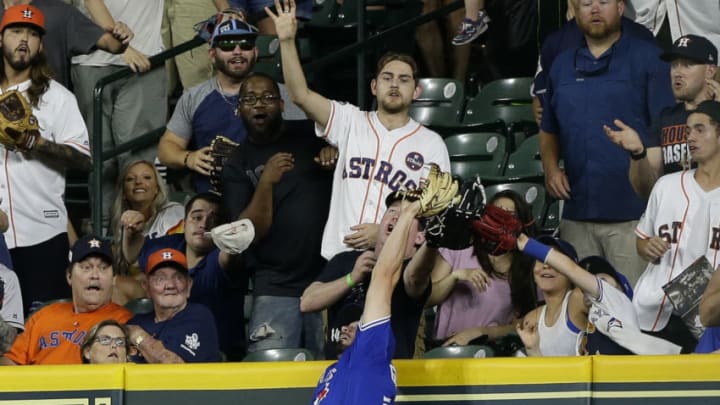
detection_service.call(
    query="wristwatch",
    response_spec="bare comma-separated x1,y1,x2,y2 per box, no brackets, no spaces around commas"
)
134,334,146,347
630,146,647,160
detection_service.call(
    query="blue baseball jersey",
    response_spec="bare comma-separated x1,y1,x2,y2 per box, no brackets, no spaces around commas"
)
311,316,396,405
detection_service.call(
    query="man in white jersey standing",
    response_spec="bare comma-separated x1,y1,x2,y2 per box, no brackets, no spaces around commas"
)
266,0,450,260
634,100,720,352
0,6,91,312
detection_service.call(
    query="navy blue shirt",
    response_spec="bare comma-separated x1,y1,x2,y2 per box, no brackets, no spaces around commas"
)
541,30,674,221
128,303,220,363
138,234,246,357
311,317,396,405
534,17,655,101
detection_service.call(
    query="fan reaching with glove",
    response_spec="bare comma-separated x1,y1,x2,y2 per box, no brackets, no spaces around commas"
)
0,90,41,152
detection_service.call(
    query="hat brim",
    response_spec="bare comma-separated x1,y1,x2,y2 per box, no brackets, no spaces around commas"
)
148,260,188,275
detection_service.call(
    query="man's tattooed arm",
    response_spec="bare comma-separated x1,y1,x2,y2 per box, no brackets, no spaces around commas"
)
29,137,92,172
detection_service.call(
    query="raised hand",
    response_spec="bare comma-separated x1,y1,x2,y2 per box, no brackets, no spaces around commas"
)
265,0,298,41
604,118,644,155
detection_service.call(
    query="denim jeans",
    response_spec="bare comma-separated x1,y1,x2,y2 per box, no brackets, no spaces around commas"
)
247,296,324,358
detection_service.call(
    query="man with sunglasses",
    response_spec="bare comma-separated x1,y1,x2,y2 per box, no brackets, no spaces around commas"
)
158,17,305,193
221,72,332,356
539,0,674,286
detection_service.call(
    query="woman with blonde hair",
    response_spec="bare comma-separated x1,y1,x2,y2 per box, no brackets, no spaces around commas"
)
110,160,184,275
80,319,131,364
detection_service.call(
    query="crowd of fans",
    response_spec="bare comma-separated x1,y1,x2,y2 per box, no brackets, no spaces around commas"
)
0,0,717,388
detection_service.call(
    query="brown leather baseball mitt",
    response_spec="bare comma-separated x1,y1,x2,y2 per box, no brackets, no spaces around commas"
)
0,90,40,152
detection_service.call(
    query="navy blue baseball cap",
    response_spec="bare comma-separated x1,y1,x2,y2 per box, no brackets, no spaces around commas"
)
660,34,717,65
578,256,633,299
537,235,578,263
693,100,720,124
70,235,113,264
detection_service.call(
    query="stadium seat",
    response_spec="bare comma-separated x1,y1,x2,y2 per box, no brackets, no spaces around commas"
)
504,135,543,181
409,78,465,131
124,297,153,315
252,35,282,81
444,132,507,182
423,345,495,359
28,298,72,317
462,77,537,151
242,348,314,362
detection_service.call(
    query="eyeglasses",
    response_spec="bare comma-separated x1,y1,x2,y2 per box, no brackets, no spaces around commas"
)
216,38,255,52
239,94,281,106
95,335,127,347
574,45,614,77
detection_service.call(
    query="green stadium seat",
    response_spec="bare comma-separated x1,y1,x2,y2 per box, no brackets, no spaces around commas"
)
124,297,154,315
409,78,465,131
242,348,314,362
423,345,495,359
444,132,507,182
504,135,543,181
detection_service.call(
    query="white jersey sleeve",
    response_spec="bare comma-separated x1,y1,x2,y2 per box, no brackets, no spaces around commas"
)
315,100,357,150
46,82,90,156
591,278,680,355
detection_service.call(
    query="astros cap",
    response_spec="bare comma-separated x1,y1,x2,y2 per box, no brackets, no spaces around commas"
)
146,248,188,275
70,235,113,265
660,34,717,66
0,5,45,35
210,18,258,48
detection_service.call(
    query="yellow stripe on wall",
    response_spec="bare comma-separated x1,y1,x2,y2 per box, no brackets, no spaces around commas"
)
593,355,720,383
0,365,123,392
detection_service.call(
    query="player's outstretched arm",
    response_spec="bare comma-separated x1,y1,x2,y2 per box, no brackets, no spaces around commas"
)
266,0,331,127
363,200,420,323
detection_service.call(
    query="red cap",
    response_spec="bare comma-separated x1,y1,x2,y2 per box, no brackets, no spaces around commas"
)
0,5,45,34
145,248,188,274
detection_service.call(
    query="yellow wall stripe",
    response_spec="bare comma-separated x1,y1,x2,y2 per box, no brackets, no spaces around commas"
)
0,365,123,392
593,355,720,383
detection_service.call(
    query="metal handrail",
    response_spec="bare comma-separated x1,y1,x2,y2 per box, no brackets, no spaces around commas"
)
88,0,463,236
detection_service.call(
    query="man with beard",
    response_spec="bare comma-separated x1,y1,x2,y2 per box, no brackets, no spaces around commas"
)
0,5,93,312
0,235,131,365
539,0,674,286
605,35,720,197
158,17,305,193
221,73,331,356
266,0,450,261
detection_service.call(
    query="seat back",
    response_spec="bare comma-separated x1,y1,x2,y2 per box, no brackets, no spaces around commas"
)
124,297,154,315
423,345,495,359
409,78,465,129
504,135,543,180
444,132,507,180
242,348,314,362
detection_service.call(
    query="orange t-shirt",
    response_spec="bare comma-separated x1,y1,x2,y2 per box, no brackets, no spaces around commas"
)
5,302,132,365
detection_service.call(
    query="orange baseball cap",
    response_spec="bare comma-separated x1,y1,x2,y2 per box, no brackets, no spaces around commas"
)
0,5,45,35
145,248,188,275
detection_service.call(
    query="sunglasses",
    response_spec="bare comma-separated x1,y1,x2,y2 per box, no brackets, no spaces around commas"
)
95,335,127,347
216,39,255,52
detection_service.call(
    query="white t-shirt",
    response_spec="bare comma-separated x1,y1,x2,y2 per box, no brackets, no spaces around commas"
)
145,202,184,239
0,264,24,330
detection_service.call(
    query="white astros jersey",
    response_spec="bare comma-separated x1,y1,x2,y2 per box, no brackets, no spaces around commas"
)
634,170,720,331
318,101,450,259
0,80,90,249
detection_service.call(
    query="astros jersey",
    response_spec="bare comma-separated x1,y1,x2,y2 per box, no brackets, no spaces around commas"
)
634,170,720,331
318,101,450,259
311,316,396,405
0,80,90,249
5,302,131,365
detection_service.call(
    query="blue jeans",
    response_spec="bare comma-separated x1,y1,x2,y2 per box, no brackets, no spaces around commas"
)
247,296,324,358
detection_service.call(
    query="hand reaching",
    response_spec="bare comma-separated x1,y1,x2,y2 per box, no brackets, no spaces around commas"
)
265,0,298,42
603,118,644,155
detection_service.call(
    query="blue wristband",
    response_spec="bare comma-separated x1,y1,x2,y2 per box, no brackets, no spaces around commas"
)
524,238,552,263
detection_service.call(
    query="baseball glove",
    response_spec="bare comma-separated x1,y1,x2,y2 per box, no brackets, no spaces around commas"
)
472,204,523,255
0,90,40,152
397,163,461,218
208,218,255,255
424,175,485,249
209,135,240,195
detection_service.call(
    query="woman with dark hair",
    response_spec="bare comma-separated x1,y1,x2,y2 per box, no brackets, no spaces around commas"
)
80,320,131,364
429,190,538,347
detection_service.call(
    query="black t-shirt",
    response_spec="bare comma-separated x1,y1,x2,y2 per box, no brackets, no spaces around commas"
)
646,103,694,174
221,120,332,296
319,250,431,359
